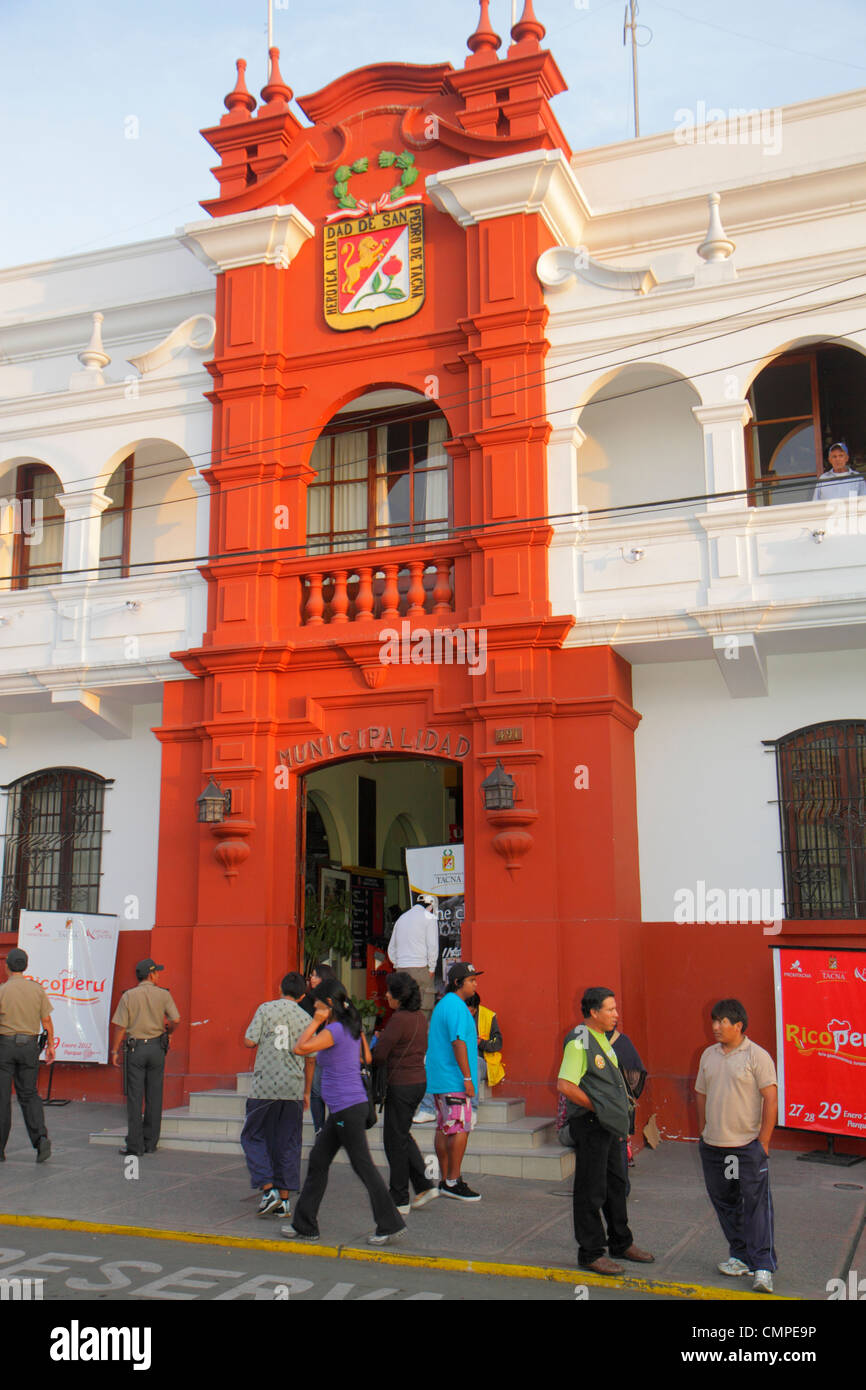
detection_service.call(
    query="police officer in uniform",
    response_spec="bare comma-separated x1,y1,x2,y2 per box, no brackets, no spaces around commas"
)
0,947,55,1163
110,958,180,1156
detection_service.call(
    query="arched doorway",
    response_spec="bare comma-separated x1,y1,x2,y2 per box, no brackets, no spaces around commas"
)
301,754,463,999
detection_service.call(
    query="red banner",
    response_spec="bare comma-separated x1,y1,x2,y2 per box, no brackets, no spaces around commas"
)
773,947,866,1139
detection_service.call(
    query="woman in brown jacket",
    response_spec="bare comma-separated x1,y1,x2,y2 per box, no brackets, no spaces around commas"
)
374,972,439,1214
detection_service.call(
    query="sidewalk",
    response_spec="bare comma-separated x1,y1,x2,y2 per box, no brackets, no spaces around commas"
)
0,1101,862,1300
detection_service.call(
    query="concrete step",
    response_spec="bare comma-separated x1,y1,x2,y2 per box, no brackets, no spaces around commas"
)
88,1126,574,1181
194,1089,525,1125
153,1107,556,1153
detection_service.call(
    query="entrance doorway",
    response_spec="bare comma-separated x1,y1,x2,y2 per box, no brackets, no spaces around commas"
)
301,755,463,1001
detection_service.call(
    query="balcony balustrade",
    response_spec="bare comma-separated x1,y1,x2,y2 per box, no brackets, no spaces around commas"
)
299,554,456,627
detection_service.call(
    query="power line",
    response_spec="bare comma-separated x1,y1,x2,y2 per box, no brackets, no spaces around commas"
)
14,270,866,514
654,2,866,73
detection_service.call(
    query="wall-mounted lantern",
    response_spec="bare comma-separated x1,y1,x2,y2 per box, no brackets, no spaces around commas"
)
196,779,232,824
479,759,516,812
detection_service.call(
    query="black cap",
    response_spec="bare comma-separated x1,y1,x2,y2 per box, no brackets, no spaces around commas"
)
448,961,484,987
135,959,164,980
6,947,28,972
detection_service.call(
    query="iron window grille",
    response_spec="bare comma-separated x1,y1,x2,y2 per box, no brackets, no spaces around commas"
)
0,768,109,934
766,721,866,919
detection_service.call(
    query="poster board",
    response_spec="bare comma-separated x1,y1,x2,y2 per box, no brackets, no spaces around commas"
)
404,844,465,988
16,910,120,1065
772,946,866,1140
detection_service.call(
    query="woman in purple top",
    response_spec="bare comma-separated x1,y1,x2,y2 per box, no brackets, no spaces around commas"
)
286,981,406,1246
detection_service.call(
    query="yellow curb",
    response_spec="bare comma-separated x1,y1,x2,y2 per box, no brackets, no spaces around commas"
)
0,1214,794,1300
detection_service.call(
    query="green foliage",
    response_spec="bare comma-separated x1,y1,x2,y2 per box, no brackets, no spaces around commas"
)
338,194,357,209
395,152,415,170
303,885,352,975
333,180,349,198
335,164,352,182
389,185,404,202
378,150,397,167
350,158,369,173
351,995,384,1031
400,166,418,188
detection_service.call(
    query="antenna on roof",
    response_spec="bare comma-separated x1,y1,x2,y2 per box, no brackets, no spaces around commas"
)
623,1,653,139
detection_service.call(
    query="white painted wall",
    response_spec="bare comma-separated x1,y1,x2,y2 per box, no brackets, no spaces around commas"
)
633,651,866,921
0,703,163,933
577,366,704,513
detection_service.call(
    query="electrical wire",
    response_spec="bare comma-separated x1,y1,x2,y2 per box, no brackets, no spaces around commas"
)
11,269,866,515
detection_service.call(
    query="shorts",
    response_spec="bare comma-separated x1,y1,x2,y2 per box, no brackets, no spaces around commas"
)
434,1093,472,1135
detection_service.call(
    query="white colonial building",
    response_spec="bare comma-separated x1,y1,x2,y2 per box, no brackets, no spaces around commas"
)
0,237,214,936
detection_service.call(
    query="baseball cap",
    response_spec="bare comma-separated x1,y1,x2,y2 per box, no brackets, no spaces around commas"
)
6,947,28,971
135,958,164,980
448,961,484,986
829,442,849,455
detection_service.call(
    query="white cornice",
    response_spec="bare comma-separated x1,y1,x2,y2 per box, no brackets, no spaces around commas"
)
179,206,315,274
0,232,205,284
426,150,589,247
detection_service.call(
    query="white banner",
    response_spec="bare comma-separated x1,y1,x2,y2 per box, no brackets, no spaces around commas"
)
404,845,464,987
17,911,120,1064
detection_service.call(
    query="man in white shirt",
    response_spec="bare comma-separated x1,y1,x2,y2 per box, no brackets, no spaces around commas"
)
812,442,866,500
387,895,438,1019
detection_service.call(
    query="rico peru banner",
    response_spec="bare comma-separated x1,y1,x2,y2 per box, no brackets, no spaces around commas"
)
773,946,866,1140
17,910,120,1064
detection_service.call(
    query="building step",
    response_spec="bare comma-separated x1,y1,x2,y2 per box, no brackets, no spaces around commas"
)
88,1126,574,1181
194,1089,524,1125
152,1107,555,1153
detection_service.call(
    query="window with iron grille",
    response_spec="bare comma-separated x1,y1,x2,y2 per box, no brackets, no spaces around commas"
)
769,722,866,919
0,769,109,934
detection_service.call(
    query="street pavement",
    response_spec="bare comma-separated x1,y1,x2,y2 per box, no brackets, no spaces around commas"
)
0,1100,863,1303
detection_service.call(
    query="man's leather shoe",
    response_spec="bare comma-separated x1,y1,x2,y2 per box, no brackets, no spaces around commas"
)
118,1148,143,1156
578,1256,624,1276
617,1244,655,1263
36,1138,51,1164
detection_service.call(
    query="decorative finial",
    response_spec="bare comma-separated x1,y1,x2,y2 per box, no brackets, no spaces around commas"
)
697,192,735,262
511,0,545,47
224,59,256,117
78,313,110,371
260,47,292,108
466,0,501,64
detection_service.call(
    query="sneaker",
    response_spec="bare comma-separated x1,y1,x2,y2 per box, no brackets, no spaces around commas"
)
273,1199,291,1219
395,1203,411,1215
282,1227,319,1243
257,1189,283,1217
718,1257,752,1277
413,1111,436,1124
752,1269,774,1294
367,1228,407,1246
410,1187,439,1210
439,1179,481,1202
36,1138,51,1164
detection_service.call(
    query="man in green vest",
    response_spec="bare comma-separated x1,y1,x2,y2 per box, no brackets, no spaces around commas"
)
557,987,655,1276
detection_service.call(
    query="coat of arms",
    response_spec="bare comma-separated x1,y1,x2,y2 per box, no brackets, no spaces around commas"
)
323,151,425,331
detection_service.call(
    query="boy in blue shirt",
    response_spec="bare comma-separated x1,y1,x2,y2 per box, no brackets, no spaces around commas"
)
425,962,482,1201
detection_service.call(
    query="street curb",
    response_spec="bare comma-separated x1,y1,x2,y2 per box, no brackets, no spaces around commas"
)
0,1213,794,1300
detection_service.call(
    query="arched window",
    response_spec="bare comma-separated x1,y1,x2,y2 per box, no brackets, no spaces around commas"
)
99,455,134,577
307,402,450,554
769,722,866,919
0,768,109,933
12,464,64,588
746,346,866,505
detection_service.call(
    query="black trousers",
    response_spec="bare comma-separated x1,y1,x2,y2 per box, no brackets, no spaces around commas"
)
0,1035,47,1154
383,1082,433,1205
293,1101,405,1237
569,1111,634,1265
125,1038,166,1155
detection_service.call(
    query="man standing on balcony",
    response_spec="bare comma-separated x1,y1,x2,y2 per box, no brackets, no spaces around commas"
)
813,442,866,499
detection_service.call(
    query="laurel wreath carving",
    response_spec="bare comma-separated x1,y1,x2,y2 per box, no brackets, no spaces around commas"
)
332,151,418,210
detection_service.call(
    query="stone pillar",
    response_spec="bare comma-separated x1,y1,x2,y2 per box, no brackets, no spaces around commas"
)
692,401,752,511
56,486,112,581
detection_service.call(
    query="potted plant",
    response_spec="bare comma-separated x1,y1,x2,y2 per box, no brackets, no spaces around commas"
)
302,883,352,977
351,995,383,1037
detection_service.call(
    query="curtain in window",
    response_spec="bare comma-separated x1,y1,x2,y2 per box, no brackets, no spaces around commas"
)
332,430,367,540
24,470,64,585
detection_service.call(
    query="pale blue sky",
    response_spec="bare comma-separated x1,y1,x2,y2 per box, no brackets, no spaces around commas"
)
2,0,865,269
